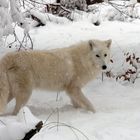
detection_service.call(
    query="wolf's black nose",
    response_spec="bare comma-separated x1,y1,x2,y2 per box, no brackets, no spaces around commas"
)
102,65,107,70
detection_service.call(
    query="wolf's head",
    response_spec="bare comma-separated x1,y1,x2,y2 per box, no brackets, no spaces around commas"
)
88,39,112,70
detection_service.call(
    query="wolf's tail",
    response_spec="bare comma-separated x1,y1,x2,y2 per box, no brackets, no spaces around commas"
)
0,58,9,114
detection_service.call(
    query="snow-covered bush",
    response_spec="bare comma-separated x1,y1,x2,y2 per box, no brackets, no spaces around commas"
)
0,0,13,46
60,0,87,11
105,51,140,84
20,0,140,28
0,0,32,50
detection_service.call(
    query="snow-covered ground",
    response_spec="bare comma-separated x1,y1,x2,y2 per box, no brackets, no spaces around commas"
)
1,18,140,140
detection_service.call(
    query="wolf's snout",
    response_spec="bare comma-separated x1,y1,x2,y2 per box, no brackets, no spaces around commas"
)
102,65,107,70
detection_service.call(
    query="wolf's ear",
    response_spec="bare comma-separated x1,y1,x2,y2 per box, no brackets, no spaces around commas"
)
106,39,112,49
88,40,95,50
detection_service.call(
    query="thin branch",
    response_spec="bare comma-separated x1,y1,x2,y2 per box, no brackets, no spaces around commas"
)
28,0,47,5
44,122,90,140
108,2,131,18
7,34,17,48
27,32,33,50
18,33,26,51
43,109,57,124
0,120,6,126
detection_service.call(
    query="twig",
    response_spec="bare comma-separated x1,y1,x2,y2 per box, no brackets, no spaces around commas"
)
102,72,104,82
44,122,90,140
49,123,80,140
108,2,131,18
0,120,6,126
56,92,60,131
7,33,17,48
43,109,57,124
18,33,26,51
28,0,47,5
27,32,33,50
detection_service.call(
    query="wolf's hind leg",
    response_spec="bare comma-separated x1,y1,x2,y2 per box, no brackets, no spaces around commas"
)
0,95,9,115
13,86,32,115
66,86,95,113
11,71,33,115
0,72,10,114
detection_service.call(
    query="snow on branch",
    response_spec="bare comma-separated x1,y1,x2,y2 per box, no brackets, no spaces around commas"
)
10,0,24,23
0,0,32,50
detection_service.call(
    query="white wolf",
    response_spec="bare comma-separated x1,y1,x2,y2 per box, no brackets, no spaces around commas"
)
0,39,112,115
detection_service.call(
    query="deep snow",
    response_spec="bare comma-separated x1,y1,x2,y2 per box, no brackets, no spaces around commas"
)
1,19,140,140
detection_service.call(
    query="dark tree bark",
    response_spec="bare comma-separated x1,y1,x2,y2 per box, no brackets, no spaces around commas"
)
56,0,104,5
56,0,61,3
86,0,103,5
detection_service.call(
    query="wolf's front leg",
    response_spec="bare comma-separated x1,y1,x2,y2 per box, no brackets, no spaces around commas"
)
66,86,95,113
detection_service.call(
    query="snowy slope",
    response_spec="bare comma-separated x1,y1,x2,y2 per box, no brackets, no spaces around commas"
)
1,20,140,140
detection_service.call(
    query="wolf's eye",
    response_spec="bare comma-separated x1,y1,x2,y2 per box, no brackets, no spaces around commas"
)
96,54,100,58
104,54,107,57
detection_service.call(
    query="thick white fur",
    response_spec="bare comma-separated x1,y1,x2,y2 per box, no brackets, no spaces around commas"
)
0,39,112,115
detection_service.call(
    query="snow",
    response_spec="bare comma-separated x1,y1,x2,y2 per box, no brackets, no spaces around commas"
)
0,0,8,8
1,2,140,140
